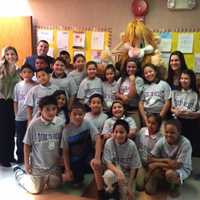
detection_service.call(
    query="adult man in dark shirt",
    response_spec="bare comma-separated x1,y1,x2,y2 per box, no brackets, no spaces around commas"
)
25,40,54,71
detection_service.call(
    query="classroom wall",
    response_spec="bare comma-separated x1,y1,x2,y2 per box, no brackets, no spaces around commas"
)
29,0,200,49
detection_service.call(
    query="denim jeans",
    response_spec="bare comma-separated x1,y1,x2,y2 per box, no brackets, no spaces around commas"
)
15,120,27,162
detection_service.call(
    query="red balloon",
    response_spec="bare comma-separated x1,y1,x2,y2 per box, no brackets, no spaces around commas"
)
131,0,148,17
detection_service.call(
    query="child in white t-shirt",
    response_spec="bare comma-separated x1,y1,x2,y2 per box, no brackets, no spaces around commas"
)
14,64,37,163
84,93,108,132
135,113,162,190
24,68,59,123
139,63,171,126
77,61,103,107
145,119,192,198
103,119,141,200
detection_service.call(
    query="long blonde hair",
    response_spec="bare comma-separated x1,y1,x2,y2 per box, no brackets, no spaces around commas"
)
0,46,18,79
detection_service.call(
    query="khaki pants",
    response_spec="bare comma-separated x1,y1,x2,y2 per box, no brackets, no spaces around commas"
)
15,168,62,194
103,169,136,200
136,167,147,190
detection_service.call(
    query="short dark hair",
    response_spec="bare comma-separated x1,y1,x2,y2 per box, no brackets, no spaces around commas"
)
73,54,86,63
110,100,126,116
89,93,103,104
37,40,49,46
20,63,34,73
164,118,182,134
146,112,162,130
36,55,49,65
86,61,97,69
59,50,70,57
70,100,86,113
36,67,51,75
113,119,130,134
53,57,67,66
38,95,57,109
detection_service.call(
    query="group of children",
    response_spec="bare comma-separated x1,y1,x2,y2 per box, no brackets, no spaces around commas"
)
0,41,199,200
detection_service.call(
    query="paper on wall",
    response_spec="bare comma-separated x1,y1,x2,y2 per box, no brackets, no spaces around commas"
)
159,32,172,52
73,32,85,48
37,29,53,44
161,52,171,65
57,31,69,49
47,47,54,57
177,33,193,53
91,50,102,63
91,31,104,50
194,54,200,73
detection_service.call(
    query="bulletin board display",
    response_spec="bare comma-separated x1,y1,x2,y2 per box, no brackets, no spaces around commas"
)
155,30,200,71
0,16,32,66
171,32,200,70
36,26,112,62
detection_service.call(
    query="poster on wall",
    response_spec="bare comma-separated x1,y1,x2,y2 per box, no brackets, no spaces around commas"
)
177,33,193,53
91,31,104,50
73,32,85,48
57,30,69,49
194,54,200,73
159,32,172,52
47,47,54,57
161,52,171,65
91,50,102,63
37,29,53,44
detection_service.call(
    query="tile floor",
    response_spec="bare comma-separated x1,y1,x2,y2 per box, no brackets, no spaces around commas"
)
0,158,200,200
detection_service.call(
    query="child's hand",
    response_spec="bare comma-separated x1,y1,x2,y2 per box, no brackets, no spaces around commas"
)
25,163,32,174
90,158,101,170
103,133,112,140
148,162,159,171
64,169,73,181
166,159,179,169
129,74,136,82
116,169,126,184
127,187,135,200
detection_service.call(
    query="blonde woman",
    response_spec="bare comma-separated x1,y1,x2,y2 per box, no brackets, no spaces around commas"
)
0,46,19,167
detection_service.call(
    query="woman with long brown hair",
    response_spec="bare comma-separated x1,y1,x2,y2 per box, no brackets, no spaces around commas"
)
0,46,19,167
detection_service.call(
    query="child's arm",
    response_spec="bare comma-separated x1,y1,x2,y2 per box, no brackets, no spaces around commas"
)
139,100,148,125
24,144,32,174
91,134,103,170
107,163,126,184
128,75,137,99
27,106,33,124
178,110,200,119
148,157,181,170
14,101,18,115
160,99,171,118
101,120,112,139
128,128,137,139
63,147,73,181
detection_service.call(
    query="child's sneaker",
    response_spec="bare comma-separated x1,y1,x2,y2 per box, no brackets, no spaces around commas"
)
12,165,26,180
71,180,84,188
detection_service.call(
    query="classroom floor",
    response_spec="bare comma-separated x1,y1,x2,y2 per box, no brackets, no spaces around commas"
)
1,157,200,200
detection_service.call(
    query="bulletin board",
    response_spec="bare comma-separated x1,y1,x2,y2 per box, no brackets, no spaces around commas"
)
0,16,33,66
154,28,200,71
36,26,112,62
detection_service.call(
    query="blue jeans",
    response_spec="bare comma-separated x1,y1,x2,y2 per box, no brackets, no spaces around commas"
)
15,120,27,162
